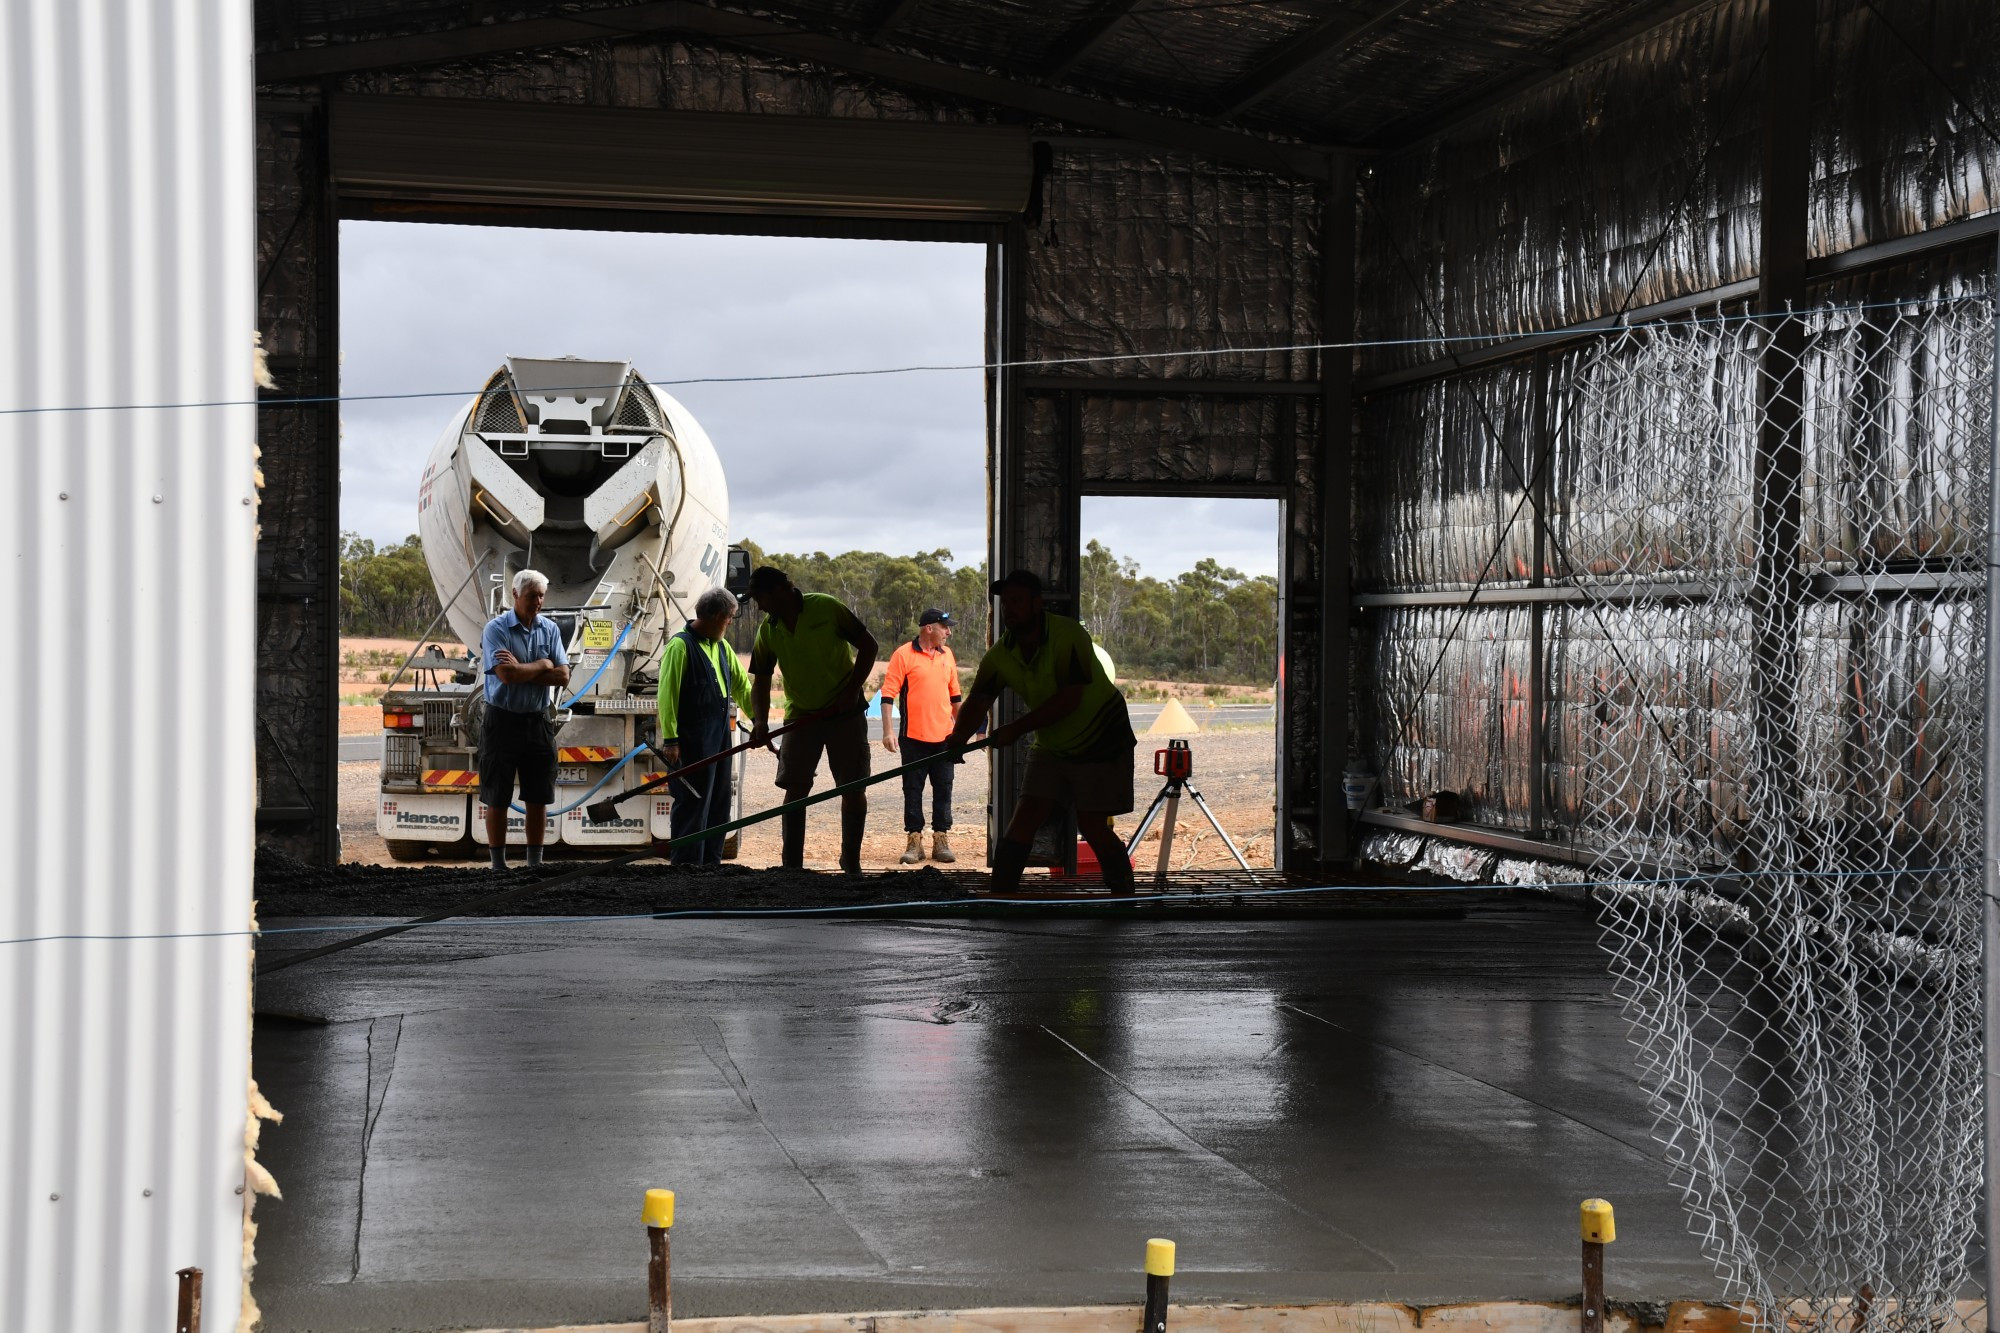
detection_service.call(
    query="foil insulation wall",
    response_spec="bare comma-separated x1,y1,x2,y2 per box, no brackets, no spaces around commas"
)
1358,279,1993,864
1355,0,1998,867
1079,395,1293,488
1357,0,1766,372
1363,604,1535,829
1355,0,2000,373
1355,358,1541,590
1023,147,1320,381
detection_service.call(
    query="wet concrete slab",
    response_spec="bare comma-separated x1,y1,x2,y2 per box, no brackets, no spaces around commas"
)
251,901,1719,1332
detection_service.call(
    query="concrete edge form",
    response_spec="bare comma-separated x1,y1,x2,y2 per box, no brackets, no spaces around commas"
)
455,1300,1993,1333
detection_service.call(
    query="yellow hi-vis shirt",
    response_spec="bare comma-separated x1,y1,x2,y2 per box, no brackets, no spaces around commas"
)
655,633,753,740
748,592,865,716
972,611,1135,761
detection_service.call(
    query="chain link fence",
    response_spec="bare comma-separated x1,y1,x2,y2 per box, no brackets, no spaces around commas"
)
1362,288,1995,1328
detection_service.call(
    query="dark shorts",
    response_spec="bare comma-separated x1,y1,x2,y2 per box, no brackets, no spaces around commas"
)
479,707,557,807
774,711,871,791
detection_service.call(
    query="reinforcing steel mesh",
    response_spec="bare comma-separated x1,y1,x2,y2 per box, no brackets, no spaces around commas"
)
1369,292,1996,1329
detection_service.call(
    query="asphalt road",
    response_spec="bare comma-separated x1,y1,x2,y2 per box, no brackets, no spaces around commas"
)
336,704,1275,767
251,902,1716,1331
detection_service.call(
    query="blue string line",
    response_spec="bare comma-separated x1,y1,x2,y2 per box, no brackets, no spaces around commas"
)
0,294,1987,418
0,864,1973,948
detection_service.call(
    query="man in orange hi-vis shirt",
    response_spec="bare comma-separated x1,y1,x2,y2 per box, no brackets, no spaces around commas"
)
879,608,962,864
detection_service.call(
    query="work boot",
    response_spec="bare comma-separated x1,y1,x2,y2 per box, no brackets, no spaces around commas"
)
930,832,956,864
899,832,924,865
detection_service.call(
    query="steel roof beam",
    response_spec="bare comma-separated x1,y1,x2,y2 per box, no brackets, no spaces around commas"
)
1041,0,1145,80
1212,0,1425,121
257,1,1340,178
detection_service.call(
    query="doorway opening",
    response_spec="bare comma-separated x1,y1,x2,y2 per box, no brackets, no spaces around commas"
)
335,220,988,868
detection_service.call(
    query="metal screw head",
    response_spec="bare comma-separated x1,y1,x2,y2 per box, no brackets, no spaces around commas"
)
57,492,67,500
48,1193,58,1202
235,1185,245,1195
143,1188,153,1197
152,495,163,503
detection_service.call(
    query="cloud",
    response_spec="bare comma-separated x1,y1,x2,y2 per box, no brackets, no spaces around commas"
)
339,222,1278,581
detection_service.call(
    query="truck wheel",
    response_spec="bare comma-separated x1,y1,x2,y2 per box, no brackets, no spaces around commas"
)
386,839,431,862
721,831,741,860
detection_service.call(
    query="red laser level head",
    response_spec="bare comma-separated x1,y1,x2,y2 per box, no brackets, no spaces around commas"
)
1154,738,1193,780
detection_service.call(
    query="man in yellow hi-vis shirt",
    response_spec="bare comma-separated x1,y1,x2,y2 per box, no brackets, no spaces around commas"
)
655,587,754,865
745,566,879,874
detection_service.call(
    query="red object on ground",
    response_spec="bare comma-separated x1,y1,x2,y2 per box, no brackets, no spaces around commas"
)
1049,837,1132,879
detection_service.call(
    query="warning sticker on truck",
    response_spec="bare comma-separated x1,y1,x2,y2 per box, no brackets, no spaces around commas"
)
581,620,620,649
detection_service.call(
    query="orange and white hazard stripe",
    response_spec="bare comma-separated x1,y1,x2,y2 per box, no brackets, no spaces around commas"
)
557,746,621,763
422,769,478,791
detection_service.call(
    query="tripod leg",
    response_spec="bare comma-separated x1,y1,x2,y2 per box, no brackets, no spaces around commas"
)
1187,784,1261,880
1155,789,1182,883
1126,786,1169,859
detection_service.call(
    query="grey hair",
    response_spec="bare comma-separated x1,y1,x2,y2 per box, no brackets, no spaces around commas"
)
694,587,739,620
512,568,550,595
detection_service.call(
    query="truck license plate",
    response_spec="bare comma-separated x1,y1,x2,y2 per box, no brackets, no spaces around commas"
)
558,766,591,784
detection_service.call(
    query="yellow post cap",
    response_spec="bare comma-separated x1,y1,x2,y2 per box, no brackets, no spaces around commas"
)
1580,1198,1615,1243
1145,1238,1176,1277
644,1189,676,1229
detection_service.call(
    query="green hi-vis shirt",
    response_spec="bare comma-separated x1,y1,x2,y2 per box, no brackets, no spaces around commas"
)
973,611,1135,761
655,633,754,740
749,592,865,716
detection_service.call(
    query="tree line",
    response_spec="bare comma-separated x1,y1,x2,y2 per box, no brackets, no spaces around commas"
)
338,532,1278,684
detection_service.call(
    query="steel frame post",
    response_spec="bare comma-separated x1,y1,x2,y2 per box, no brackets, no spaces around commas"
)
1527,350,1552,836
986,227,1025,864
1983,230,2000,1333
1750,0,1811,847
1309,152,1356,867
315,86,343,863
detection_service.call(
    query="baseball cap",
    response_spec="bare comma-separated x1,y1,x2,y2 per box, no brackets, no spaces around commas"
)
918,608,954,626
988,569,1044,597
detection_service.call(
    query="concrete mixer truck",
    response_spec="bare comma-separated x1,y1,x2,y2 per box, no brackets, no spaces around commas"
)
372,356,748,861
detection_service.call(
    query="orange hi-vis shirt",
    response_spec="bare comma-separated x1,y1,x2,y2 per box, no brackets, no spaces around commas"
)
879,639,961,744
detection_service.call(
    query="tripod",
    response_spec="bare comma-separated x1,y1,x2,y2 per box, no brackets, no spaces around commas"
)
1124,739,1260,884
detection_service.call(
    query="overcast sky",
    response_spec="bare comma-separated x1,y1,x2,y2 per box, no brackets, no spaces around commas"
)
340,221,1281,581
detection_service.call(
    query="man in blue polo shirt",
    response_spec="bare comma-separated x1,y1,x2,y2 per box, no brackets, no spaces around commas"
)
480,569,571,869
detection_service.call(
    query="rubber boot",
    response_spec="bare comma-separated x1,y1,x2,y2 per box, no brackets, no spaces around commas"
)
990,837,1032,895
781,805,806,871
930,832,956,864
840,805,866,877
899,832,924,865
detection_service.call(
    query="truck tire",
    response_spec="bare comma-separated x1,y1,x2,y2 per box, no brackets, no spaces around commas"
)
386,839,431,862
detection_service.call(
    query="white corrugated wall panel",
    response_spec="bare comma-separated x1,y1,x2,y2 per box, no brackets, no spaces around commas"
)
0,2,257,1329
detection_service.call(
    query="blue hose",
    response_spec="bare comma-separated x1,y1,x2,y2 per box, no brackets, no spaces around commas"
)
510,741,653,816
559,618,633,707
